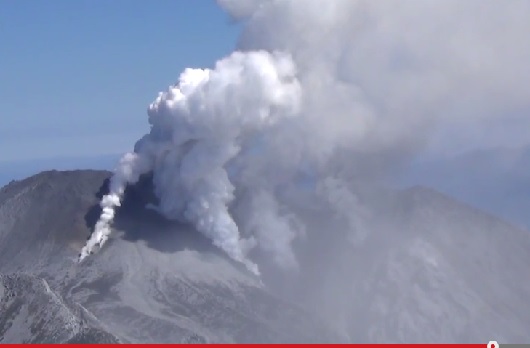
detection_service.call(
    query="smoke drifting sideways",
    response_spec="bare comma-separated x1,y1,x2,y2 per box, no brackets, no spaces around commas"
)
79,0,530,275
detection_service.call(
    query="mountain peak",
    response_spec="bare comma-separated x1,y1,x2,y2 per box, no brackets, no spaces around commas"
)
1,169,530,343
0,170,339,343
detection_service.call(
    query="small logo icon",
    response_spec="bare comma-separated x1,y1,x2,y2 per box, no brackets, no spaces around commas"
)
488,341,499,348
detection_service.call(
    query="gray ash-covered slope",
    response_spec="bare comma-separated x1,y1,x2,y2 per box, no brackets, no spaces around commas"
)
279,185,530,343
1,170,530,343
0,170,338,343
0,273,118,343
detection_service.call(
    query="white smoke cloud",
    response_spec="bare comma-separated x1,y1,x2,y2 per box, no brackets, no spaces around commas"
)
79,152,153,260
316,176,371,246
80,0,530,274
232,188,305,270
80,51,301,275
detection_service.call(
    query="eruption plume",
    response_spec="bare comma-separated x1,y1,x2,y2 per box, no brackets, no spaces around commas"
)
80,0,530,275
79,153,153,260
79,51,301,275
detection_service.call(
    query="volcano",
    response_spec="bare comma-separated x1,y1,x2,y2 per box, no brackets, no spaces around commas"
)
0,170,529,343
0,170,338,343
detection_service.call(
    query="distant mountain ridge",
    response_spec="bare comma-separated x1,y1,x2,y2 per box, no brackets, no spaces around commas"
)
401,144,530,229
0,154,121,187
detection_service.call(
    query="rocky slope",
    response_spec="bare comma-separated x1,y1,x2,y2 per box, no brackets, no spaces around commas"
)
0,170,338,343
1,170,529,343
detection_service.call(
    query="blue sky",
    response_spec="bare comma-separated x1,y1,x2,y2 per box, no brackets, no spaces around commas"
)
0,0,239,163
1,0,529,230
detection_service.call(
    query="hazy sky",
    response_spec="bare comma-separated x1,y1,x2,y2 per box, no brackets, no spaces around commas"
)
2,0,529,165
0,0,239,162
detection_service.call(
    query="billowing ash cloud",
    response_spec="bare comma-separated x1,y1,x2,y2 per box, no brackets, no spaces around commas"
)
79,51,301,274
80,0,530,274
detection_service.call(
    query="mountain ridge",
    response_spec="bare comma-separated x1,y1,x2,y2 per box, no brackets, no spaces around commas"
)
0,169,340,343
1,169,529,343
